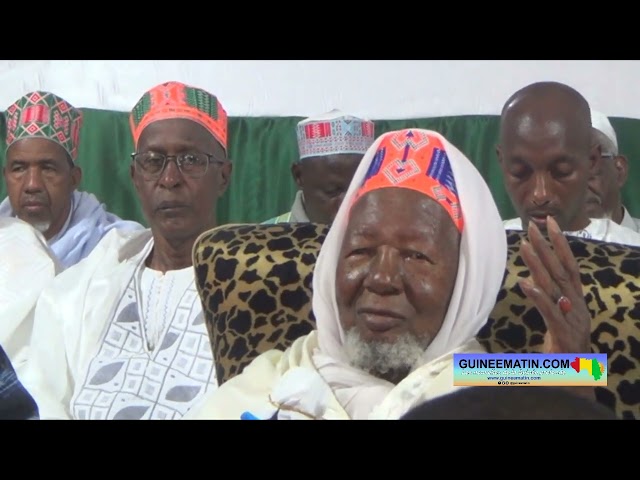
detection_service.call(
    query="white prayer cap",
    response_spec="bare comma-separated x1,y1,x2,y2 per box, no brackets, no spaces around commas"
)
591,109,618,154
296,109,375,160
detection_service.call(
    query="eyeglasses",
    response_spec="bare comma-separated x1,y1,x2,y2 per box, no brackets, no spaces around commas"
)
131,152,225,179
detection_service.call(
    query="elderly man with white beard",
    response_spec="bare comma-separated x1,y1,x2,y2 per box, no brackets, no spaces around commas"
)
185,128,597,420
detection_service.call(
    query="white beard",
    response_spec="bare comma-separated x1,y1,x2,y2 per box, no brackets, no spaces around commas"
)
343,328,431,380
30,221,51,235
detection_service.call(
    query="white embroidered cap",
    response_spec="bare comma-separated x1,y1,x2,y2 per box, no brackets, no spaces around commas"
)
296,109,375,160
591,109,618,155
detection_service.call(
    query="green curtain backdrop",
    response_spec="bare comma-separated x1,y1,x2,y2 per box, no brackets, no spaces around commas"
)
1,109,638,227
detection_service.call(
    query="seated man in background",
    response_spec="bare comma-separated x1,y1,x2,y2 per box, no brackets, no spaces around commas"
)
498,81,640,246
19,81,232,420
186,128,594,420
585,110,639,232
0,343,38,420
400,386,617,420
263,109,375,224
0,91,143,268
0,217,61,372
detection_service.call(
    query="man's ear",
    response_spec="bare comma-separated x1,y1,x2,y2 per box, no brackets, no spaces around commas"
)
614,154,629,188
291,162,303,189
217,161,233,197
130,162,144,198
71,165,82,190
496,145,506,171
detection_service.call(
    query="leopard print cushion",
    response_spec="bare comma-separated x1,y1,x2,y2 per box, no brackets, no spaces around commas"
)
193,224,640,419
193,223,329,385
478,230,640,420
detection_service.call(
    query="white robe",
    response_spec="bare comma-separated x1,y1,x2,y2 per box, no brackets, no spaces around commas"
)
0,218,61,373
503,217,640,247
185,331,484,420
0,190,144,269
17,228,217,420
620,206,640,233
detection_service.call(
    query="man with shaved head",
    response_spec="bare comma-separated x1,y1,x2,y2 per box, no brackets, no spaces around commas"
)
497,81,640,246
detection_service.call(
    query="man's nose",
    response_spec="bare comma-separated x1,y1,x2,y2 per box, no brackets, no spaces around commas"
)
532,173,551,205
23,168,45,192
158,158,183,188
364,247,403,295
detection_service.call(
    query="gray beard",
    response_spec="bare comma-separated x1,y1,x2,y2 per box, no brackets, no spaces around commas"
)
343,328,432,381
30,221,51,235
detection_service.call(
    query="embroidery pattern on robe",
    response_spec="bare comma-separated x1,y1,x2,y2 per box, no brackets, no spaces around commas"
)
71,270,215,420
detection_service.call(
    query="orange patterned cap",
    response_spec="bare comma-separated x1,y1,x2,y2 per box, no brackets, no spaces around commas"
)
353,129,464,232
129,81,227,151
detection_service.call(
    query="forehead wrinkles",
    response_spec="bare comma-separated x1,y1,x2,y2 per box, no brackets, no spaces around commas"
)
347,191,452,243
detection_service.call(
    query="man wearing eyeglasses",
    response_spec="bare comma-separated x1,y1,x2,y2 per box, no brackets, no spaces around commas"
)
585,110,640,232
19,81,231,420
